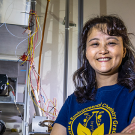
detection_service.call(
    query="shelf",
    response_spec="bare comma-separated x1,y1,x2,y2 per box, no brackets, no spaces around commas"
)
0,102,24,123
0,101,24,105
29,132,50,135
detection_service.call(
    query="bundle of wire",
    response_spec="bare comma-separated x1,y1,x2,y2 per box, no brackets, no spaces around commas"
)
24,10,58,120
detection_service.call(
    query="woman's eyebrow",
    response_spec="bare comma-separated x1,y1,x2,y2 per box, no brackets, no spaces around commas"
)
88,38,99,42
107,37,119,41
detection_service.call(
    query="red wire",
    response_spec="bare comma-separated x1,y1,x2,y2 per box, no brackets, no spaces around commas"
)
28,10,58,118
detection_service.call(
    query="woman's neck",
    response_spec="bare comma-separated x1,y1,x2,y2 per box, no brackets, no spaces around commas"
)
96,72,118,88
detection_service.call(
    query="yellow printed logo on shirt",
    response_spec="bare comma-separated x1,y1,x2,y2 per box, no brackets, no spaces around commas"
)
68,103,118,135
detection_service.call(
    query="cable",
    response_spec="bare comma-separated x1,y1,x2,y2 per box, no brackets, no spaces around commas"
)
8,84,23,120
28,63,58,117
15,22,40,58
0,23,4,28
22,9,58,119
2,0,29,39
35,19,42,49
5,23,28,39
0,0,27,39
15,37,29,58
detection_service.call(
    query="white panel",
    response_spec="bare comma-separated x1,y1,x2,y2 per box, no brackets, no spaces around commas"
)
0,0,31,26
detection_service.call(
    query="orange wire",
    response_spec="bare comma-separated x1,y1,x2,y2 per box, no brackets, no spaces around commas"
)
37,0,50,92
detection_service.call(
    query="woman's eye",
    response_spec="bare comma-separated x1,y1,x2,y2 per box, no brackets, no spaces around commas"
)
108,42,116,45
91,43,99,46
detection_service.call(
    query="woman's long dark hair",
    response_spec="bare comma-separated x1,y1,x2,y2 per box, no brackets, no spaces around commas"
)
73,15,135,103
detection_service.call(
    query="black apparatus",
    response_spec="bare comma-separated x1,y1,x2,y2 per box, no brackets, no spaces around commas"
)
0,74,8,95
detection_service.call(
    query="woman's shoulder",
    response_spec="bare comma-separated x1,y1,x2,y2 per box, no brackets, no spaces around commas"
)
64,93,78,105
111,84,135,94
68,93,76,98
120,84,135,97
66,93,76,101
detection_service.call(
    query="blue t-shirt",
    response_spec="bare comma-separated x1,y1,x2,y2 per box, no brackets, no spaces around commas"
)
55,84,135,135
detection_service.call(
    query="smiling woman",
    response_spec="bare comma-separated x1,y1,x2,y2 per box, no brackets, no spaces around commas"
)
50,15,135,135
86,28,126,76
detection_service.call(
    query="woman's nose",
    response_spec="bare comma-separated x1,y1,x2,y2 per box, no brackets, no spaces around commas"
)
99,45,109,54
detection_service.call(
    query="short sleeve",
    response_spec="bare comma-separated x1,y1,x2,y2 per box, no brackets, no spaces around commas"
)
54,96,70,128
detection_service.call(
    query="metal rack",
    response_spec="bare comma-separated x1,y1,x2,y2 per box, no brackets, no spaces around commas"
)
0,102,24,123
0,60,28,135
29,132,50,135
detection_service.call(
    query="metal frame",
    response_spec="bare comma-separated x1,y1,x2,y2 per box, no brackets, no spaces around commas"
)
23,61,29,135
78,0,83,68
63,0,69,103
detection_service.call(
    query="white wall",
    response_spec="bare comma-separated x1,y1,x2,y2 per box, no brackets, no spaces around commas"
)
107,0,135,45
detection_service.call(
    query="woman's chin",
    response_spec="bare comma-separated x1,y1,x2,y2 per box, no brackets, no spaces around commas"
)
96,69,117,75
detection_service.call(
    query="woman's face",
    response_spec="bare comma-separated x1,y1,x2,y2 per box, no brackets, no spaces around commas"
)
86,27,126,76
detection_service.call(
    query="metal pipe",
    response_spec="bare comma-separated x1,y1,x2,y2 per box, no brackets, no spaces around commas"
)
26,79,30,135
23,61,29,135
63,0,69,103
78,0,83,68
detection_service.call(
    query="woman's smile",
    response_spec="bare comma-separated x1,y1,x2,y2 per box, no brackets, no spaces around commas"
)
97,57,111,62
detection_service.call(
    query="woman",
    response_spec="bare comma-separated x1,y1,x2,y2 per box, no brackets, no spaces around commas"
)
51,15,135,135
